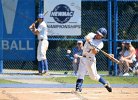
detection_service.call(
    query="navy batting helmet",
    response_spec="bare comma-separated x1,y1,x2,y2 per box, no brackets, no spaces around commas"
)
38,13,44,19
97,28,107,37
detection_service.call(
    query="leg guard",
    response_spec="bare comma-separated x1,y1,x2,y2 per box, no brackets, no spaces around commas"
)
99,77,106,85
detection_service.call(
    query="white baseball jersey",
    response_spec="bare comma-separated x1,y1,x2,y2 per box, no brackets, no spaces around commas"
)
37,21,48,40
37,21,49,61
83,32,103,56
77,32,103,81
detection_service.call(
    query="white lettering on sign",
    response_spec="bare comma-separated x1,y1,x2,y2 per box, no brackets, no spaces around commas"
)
2,40,34,50
11,40,18,50
19,41,26,50
2,40,9,50
51,12,74,17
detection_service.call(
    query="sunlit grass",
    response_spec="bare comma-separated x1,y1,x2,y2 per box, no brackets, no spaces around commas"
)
0,79,22,84
44,76,138,84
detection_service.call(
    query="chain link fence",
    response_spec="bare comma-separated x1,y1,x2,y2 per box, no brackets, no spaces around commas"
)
117,1,138,76
1,0,138,77
118,1,138,40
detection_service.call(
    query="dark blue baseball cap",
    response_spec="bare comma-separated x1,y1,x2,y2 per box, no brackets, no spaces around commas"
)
38,13,44,19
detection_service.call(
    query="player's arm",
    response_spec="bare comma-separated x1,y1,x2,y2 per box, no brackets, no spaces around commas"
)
85,34,98,54
32,29,39,35
72,48,78,58
85,34,91,43
29,23,40,35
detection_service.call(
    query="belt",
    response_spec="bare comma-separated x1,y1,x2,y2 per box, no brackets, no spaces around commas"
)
82,55,86,57
82,55,91,58
39,39,47,41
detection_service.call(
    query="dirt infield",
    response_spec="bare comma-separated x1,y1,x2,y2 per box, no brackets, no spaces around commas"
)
0,88,138,100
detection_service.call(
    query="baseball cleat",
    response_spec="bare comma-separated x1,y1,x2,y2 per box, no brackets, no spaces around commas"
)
42,72,50,76
37,73,43,75
104,82,112,92
76,87,82,92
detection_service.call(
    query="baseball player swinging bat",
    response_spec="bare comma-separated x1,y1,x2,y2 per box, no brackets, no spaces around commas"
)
90,43,120,64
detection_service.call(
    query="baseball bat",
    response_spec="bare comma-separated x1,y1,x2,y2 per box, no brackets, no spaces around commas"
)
90,43,120,64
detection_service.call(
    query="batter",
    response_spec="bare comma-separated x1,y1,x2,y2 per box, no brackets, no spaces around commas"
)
29,13,49,75
75,28,112,92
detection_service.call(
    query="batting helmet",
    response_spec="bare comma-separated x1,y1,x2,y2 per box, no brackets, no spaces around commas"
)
38,13,44,19
97,28,107,37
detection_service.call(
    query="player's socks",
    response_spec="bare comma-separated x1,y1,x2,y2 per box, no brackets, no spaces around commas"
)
99,77,107,85
76,79,83,92
99,77,112,92
38,61,44,74
38,61,42,74
43,59,48,72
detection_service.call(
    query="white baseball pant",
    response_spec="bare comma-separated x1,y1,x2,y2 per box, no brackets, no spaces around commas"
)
77,56,100,81
37,39,49,61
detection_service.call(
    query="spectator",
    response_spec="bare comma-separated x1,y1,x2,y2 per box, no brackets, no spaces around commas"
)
118,41,136,76
66,40,83,75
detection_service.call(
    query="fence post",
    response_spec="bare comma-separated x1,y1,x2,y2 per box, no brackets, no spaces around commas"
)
0,6,3,73
113,0,118,76
39,0,44,13
107,0,112,75
0,61,3,73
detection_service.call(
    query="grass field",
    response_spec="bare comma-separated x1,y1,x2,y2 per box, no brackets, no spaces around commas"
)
44,76,138,84
0,70,137,85
0,76,138,84
0,79,22,84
